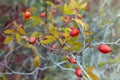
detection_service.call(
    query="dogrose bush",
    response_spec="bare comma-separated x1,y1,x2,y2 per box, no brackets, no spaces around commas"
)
0,0,120,80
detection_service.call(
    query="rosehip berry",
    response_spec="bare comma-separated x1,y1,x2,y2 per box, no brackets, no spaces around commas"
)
70,28,80,37
51,44,56,49
28,36,37,44
40,12,46,18
56,0,61,4
75,67,82,77
24,10,30,19
77,14,82,19
65,16,70,20
52,10,57,14
98,44,112,54
71,7,76,11
68,56,76,64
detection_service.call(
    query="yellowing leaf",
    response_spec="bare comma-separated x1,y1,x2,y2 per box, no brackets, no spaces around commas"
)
30,16,44,26
0,74,6,80
89,73,99,80
71,0,79,8
4,36,14,44
44,35,54,39
33,55,40,67
29,7,37,13
45,1,54,6
4,29,14,34
86,66,99,80
83,22,89,31
64,3,69,14
84,31,94,36
49,23,54,32
40,39,55,44
13,22,26,34
86,66,94,73
73,19,84,27
78,0,82,4
79,2,87,9
63,46,71,50
64,3,76,15
15,33,21,44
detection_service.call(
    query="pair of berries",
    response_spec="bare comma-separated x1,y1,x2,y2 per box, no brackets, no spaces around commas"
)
24,10,46,19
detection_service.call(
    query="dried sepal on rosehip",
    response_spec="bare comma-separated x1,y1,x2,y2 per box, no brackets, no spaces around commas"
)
75,67,82,77
33,55,40,67
98,44,112,54
28,36,37,44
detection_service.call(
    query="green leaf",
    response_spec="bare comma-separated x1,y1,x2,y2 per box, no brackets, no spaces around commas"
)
31,32,40,37
4,36,14,44
15,33,21,44
98,62,105,67
63,46,70,50
4,29,15,34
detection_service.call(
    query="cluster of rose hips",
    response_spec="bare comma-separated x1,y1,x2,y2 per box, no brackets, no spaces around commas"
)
24,3,112,78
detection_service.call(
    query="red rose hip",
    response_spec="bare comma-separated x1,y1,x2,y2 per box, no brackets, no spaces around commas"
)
70,28,80,37
40,12,46,18
68,56,76,64
75,67,82,77
24,10,30,19
98,44,112,54
28,36,37,44
56,0,61,4
52,10,57,14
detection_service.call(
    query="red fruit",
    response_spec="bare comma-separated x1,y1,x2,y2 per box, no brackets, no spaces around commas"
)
56,0,61,4
68,56,76,64
75,67,82,77
24,10,30,19
65,16,70,20
71,7,76,11
40,12,46,18
51,44,56,49
70,28,80,37
77,14,82,19
52,10,57,14
98,44,112,54
28,36,37,44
